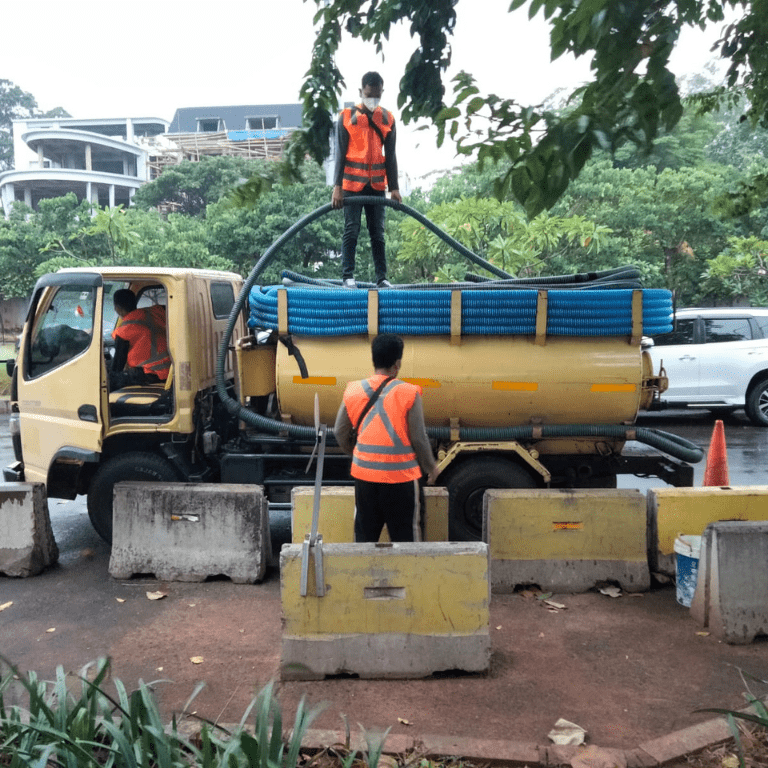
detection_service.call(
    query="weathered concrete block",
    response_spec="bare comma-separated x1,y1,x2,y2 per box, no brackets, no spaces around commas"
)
483,489,650,593
291,485,448,543
109,482,269,583
280,541,490,679
648,486,768,576
0,482,58,577
690,521,768,644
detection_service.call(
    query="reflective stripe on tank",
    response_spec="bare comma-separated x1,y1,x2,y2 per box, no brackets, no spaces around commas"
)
292,376,337,385
590,384,637,393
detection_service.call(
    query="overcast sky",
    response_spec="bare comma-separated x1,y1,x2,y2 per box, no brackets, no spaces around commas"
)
3,0,730,183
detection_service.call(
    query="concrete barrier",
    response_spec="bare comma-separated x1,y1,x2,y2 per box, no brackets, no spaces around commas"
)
483,489,650,593
109,482,269,583
690,521,768,644
648,486,768,576
0,482,58,577
280,541,490,679
290,485,449,543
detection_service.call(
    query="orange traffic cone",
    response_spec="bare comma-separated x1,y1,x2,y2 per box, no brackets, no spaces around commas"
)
703,419,730,486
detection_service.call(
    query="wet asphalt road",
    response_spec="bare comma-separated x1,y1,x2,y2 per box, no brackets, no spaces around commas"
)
1,407,767,559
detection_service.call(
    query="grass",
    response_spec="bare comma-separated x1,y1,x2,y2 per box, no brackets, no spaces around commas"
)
0,657,328,768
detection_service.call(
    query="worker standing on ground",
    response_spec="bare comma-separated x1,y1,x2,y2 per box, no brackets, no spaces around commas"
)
110,289,171,390
335,333,439,542
331,71,402,289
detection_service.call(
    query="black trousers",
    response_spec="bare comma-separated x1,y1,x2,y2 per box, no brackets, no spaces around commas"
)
353,477,423,543
341,187,387,282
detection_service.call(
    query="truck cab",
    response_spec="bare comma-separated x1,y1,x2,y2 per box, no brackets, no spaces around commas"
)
6,267,245,541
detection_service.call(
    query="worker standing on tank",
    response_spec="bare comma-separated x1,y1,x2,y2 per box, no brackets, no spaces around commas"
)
331,71,402,289
335,333,439,542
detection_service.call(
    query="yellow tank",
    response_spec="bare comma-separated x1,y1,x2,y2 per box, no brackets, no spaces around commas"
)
272,334,645,429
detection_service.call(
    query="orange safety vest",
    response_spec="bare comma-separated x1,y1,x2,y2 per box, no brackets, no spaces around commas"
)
341,105,394,192
112,305,171,380
343,374,422,483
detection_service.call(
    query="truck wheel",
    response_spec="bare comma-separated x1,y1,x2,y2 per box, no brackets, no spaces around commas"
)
445,456,537,541
745,379,768,427
87,452,182,544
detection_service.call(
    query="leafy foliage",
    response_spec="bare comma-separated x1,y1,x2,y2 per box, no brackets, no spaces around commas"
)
132,157,280,217
0,80,69,171
396,195,609,283
0,79,37,171
295,0,768,217
0,657,329,768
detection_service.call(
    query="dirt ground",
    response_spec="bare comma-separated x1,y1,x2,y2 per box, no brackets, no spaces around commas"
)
2,542,767,755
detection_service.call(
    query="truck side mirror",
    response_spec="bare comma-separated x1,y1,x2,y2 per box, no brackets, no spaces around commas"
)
5,359,14,377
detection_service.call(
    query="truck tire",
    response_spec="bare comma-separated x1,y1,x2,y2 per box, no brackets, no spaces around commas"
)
745,378,768,427
445,456,537,541
87,452,182,544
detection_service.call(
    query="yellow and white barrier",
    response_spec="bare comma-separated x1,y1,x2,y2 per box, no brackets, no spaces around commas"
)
648,486,768,575
483,488,649,593
290,485,449,543
280,541,490,679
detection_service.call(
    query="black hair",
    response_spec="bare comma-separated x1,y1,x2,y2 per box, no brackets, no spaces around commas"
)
361,71,384,89
113,288,137,313
372,333,403,369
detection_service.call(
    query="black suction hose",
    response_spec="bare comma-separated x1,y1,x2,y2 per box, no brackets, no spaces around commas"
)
215,199,704,464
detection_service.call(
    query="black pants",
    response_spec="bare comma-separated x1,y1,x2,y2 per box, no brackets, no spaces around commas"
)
109,366,161,390
354,477,423,543
341,187,387,282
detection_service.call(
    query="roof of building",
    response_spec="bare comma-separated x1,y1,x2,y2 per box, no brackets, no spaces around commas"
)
168,104,303,134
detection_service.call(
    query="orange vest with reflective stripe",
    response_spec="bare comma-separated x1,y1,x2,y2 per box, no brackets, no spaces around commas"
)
341,105,393,192
112,305,171,380
343,374,422,483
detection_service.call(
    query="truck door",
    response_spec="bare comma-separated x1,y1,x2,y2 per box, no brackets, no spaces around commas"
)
19,272,105,489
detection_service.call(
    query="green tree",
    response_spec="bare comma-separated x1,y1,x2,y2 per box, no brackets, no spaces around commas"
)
207,162,342,282
396,195,609,283
296,0,768,217
0,79,37,171
132,156,280,216
700,236,768,305
0,80,69,171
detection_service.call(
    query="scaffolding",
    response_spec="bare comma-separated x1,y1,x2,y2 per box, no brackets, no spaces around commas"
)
146,128,294,179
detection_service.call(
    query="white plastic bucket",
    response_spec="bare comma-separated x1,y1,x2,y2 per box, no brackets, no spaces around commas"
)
674,534,702,608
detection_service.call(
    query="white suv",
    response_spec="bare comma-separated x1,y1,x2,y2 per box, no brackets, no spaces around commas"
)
647,307,768,426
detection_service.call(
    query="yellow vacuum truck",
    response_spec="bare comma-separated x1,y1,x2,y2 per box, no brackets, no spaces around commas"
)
4,201,703,542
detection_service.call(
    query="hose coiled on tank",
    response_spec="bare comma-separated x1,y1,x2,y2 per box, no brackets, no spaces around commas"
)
215,198,704,465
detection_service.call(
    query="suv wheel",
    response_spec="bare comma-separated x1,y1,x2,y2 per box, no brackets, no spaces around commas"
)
745,379,768,427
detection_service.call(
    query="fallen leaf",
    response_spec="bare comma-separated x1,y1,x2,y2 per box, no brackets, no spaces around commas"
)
496,625,502,630
80,548,95,559
188,603,196,607
46,628,56,633
538,632,545,638
115,598,126,603
190,656,204,664
0,601,12,612
397,718,412,726
696,631,711,637
146,591,167,601
536,592,554,601
721,755,740,768
156,667,164,672
598,586,622,598
544,599,566,610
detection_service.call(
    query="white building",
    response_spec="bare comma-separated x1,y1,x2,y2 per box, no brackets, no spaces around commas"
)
0,116,168,216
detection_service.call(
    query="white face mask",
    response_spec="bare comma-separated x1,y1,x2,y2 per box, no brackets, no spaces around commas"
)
362,97,380,111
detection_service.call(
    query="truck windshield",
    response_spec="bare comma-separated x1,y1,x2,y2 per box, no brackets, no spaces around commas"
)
27,284,97,378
